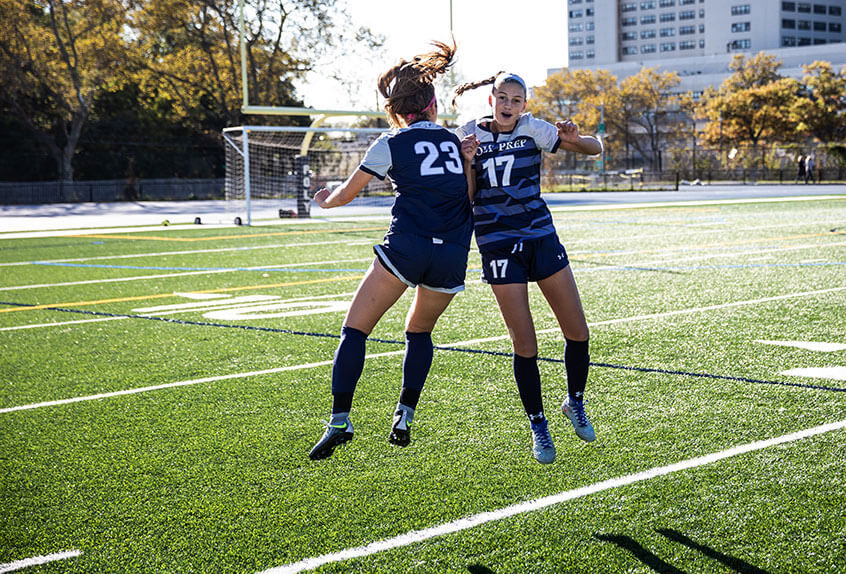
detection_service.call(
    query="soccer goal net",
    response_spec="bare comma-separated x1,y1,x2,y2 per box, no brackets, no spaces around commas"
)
222,125,389,225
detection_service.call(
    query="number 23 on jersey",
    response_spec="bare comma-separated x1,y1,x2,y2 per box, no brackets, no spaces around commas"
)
414,140,463,176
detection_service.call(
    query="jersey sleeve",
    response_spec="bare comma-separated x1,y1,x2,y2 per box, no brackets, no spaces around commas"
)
453,119,477,140
358,133,392,180
523,114,561,153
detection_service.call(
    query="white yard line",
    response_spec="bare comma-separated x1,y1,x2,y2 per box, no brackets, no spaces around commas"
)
0,258,372,292
2,286,843,413
0,316,126,332
0,550,81,573
0,239,373,268
259,419,846,574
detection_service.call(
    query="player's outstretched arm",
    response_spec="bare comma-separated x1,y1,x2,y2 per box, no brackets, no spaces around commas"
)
556,120,603,156
460,134,480,201
312,169,373,209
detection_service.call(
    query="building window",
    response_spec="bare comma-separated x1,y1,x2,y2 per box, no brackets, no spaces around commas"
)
782,36,797,46
641,30,657,39
622,31,637,41
659,0,675,7
798,37,811,45
730,39,751,49
680,0,695,4
831,6,842,16
660,27,676,36
586,50,595,58
622,46,638,55
813,4,826,14
699,39,705,48
660,42,676,51
797,20,811,30
622,17,637,26
586,22,595,30
782,19,796,28
587,35,595,44
570,37,584,46
814,21,826,31
569,9,583,18
660,13,676,21
680,40,696,49
782,1,795,10
641,1,656,9
731,4,751,16
569,23,584,32
642,44,657,53
796,3,810,12
621,2,637,11
732,22,751,32
700,24,705,33
680,10,696,20
571,51,585,60
813,38,827,44
570,0,582,3
586,8,594,16
641,15,657,24
831,22,842,33
680,25,696,34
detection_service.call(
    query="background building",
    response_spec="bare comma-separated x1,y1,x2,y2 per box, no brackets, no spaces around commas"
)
559,0,846,95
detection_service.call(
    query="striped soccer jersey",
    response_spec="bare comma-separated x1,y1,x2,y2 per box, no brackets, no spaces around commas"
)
455,113,561,253
359,121,472,247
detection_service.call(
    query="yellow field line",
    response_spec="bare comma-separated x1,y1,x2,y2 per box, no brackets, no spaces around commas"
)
0,275,363,313
73,226,385,242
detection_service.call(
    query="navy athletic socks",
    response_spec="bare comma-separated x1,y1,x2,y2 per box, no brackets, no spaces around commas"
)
402,330,433,390
330,326,367,413
513,353,544,418
565,338,590,401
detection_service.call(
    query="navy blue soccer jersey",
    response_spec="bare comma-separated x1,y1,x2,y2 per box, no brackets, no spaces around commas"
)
359,121,472,248
455,114,561,253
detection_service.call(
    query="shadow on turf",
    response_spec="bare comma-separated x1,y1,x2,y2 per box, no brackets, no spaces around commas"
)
467,566,495,574
595,530,773,574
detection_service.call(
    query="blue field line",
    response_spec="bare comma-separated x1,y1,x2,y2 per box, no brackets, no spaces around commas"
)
30,261,368,273
3,300,844,394
30,260,846,275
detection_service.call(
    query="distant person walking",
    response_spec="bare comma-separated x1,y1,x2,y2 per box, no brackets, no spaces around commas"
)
805,154,816,184
795,154,806,184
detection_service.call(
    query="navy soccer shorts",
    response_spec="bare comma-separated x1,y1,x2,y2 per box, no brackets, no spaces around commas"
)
480,233,569,285
374,232,469,293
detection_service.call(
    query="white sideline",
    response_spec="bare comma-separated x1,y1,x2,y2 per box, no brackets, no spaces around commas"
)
259,420,846,574
2,285,844,414
0,350,397,414
0,550,81,573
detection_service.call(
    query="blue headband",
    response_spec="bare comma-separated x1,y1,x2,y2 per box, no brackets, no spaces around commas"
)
494,73,527,91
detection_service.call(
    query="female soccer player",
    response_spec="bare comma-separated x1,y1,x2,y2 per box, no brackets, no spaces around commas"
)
308,41,475,460
454,72,603,464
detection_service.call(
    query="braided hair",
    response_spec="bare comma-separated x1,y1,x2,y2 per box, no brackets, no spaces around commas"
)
452,72,527,107
378,40,456,128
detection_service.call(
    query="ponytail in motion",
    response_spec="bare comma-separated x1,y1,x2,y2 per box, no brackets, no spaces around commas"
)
378,39,457,127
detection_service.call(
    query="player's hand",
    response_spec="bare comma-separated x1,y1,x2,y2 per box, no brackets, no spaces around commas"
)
460,134,480,161
556,120,581,144
312,188,331,208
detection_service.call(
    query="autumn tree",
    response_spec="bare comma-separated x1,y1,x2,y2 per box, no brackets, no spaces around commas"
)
699,53,799,168
615,68,686,171
0,0,129,181
528,68,616,172
128,0,383,130
791,61,846,145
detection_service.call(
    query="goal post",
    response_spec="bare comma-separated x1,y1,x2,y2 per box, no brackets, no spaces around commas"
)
222,125,390,225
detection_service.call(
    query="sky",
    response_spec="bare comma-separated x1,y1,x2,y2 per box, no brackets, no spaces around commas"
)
293,0,568,121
